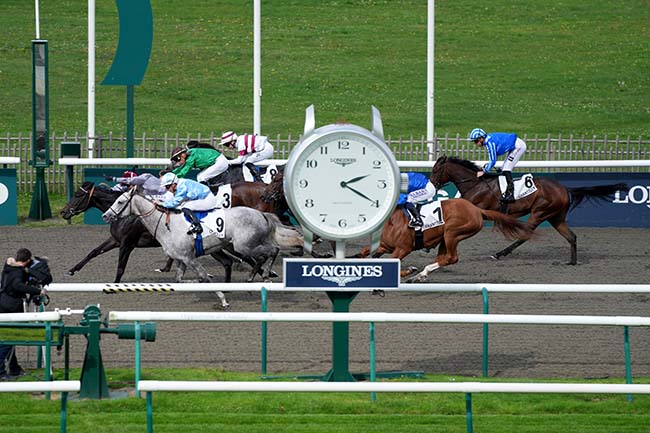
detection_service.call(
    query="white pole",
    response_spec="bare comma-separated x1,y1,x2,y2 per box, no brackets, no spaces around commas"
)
34,0,40,39
88,0,96,158
426,0,435,159
253,0,261,135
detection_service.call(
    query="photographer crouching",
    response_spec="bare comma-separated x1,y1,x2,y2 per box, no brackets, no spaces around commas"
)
0,248,52,380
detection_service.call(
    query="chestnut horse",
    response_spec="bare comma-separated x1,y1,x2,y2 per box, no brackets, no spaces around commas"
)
429,156,627,264
357,198,535,282
225,171,289,219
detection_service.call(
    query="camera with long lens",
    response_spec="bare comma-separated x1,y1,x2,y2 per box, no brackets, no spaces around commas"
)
27,257,53,307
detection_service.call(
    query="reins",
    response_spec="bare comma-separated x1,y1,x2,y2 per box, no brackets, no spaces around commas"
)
72,184,96,215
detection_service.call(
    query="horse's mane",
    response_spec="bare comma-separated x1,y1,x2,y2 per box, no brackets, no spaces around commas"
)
447,156,499,179
260,173,284,203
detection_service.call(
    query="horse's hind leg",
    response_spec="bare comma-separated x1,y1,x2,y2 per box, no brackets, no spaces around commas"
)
210,251,234,283
493,217,542,260
261,248,280,281
548,217,577,265
492,239,526,260
174,260,187,282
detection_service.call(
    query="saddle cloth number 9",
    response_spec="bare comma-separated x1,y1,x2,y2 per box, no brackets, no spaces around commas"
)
201,208,227,238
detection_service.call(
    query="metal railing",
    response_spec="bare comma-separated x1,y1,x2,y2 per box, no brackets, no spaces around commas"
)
2,132,649,193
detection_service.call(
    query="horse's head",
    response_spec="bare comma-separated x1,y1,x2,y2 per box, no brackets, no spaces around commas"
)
60,181,96,220
429,155,449,189
102,187,137,223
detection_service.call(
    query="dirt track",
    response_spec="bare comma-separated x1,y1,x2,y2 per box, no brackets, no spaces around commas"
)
2,225,649,379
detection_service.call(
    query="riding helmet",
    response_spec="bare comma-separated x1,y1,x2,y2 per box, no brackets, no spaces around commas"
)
220,131,238,146
160,172,179,187
468,128,487,141
170,147,186,161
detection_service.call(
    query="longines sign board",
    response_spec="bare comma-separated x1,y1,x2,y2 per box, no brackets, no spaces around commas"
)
284,258,400,290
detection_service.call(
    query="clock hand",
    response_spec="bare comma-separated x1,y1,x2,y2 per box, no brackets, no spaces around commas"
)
340,182,375,203
342,174,370,185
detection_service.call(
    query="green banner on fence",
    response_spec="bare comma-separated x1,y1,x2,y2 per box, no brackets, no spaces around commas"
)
0,168,18,225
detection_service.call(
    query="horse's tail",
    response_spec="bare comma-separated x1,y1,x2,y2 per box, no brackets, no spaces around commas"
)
479,209,535,241
263,212,304,250
567,183,628,212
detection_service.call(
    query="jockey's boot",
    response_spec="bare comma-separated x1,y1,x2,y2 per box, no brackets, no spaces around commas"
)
182,208,203,235
406,203,423,230
245,162,263,182
501,171,515,203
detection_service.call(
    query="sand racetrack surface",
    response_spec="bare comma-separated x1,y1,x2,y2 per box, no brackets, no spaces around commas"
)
1,224,649,379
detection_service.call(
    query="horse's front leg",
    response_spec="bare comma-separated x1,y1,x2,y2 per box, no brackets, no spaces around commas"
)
67,237,119,276
186,258,230,309
387,248,417,278
114,243,136,283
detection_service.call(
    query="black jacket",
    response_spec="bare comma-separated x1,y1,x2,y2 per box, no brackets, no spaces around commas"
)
0,258,42,313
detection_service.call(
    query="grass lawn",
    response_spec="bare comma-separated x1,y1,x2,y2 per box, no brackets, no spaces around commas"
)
1,369,650,433
1,0,649,137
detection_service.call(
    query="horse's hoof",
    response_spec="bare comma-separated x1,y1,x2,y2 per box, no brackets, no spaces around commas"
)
154,268,163,273
269,270,279,278
65,270,75,277
490,255,500,261
222,303,231,310
372,290,385,297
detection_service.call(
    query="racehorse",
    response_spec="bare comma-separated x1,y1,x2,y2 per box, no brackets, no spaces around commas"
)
61,182,255,309
102,188,303,282
223,173,335,258
225,171,289,217
429,155,628,264
356,198,535,282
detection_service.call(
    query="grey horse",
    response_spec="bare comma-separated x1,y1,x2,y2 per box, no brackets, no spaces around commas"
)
102,188,303,284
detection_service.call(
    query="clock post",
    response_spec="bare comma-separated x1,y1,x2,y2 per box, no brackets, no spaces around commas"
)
284,106,401,381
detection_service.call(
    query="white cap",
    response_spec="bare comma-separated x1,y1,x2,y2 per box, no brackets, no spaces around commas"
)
160,172,178,187
220,131,238,146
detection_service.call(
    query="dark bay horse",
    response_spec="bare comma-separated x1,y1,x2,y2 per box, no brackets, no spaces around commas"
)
357,198,535,282
429,156,628,264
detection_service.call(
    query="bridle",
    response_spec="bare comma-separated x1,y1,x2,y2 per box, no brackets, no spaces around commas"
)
108,189,170,237
67,184,95,216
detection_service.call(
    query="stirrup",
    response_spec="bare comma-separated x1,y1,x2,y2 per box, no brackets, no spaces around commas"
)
187,224,203,235
501,193,515,203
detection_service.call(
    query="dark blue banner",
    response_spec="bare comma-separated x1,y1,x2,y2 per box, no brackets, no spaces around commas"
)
284,259,400,290
555,172,649,227
435,172,648,228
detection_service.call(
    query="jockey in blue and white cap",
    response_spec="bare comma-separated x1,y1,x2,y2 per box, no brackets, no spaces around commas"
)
159,172,222,234
468,128,527,203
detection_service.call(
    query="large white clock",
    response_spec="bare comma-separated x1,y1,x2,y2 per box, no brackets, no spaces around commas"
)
284,105,400,256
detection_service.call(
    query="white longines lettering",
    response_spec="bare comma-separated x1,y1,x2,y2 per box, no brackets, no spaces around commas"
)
301,264,383,278
613,186,650,209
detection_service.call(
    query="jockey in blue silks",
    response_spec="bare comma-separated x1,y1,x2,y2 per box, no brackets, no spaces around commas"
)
397,172,438,230
468,128,527,203
159,172,221,234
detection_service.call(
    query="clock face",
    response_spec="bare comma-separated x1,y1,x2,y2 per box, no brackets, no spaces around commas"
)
286,126,400,240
